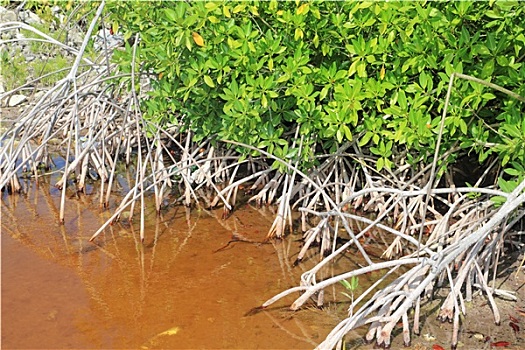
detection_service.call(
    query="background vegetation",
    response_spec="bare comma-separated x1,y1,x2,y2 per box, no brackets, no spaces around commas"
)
0,0,99,91
108,0,525,175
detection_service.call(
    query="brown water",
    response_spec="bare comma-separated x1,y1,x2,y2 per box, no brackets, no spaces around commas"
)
1,178,354,349
5,179,524,350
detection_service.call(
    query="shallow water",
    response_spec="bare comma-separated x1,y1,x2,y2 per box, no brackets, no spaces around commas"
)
1,178,357,349
4,178,523,350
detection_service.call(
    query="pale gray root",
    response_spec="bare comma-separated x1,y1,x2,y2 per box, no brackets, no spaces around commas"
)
267,172,293,239
0,6,225,238
249,172,282,207
210,167,273,207
222,163,240,218
265,178,525,349
0,2,136,198
267,133,303,239
296,218,330,262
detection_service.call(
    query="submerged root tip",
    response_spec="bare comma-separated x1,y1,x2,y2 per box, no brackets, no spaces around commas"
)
374,339,390,349
244,306,266,316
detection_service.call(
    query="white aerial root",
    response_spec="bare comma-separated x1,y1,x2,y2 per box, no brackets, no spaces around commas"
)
245,138,522,349
256,73,525,348
0,2,253,233
258,177,525,349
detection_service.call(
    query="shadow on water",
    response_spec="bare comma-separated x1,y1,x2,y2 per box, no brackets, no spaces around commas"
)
1,173,377,349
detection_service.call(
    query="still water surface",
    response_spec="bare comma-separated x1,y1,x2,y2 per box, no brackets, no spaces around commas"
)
2,179,353,349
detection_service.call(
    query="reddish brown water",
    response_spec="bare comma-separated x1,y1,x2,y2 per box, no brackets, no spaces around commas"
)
5,179,525,350
1,179,351,349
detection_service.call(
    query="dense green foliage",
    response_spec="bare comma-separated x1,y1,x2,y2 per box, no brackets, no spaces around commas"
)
108,0,525,172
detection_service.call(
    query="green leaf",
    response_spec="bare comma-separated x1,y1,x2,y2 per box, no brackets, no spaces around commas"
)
496,55,509,67
339,279,351,291
294,28,303,41
336,128,343,143
397,89,407,110
459,119,468,135
350,276,358,290
359,131,373,146
481,93,495,100
319,86,330,101
490,195,506,207
164,8,178,22
342,124,352,141
261,94,268,108
485,10,504,19
205,2,218,10
419,72,428,90
208,16,220,24
498,177,516,193
185,36,192,51
377,157,384,171
348,59,360,77
505,168,521,176
204,75,215,88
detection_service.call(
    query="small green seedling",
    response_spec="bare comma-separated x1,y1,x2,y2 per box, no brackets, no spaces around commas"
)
340,276,359,300
340,276,359,318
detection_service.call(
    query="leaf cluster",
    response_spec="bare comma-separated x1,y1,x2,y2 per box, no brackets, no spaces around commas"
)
108,0,525,173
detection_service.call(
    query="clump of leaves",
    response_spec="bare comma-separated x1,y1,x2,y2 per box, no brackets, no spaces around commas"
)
109,1,525,176
1,48,29,91
29,55,70,86
2,2,102,90
23,0,76,25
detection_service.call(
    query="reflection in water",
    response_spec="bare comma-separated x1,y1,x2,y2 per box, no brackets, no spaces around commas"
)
2,177,360,349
